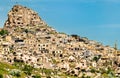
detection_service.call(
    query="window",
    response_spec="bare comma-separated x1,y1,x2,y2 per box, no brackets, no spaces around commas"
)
46,45,48,47
18,22,20,24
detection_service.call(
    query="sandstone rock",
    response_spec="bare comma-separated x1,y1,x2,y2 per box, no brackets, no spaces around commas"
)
4,5,46,29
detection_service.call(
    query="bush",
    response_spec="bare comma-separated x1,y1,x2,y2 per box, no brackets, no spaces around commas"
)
90,68,96,73
93,55,101,62
0,74,3,78
47,76,51,78
22,65,33,75
42,68,52,76
0,29,8,36
9,69,21,77
32,75,41,78
71,34,80,39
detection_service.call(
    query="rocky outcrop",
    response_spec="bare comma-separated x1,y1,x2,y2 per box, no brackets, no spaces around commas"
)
4,5,46,29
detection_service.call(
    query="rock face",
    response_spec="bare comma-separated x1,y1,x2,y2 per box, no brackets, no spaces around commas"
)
4,5,46,28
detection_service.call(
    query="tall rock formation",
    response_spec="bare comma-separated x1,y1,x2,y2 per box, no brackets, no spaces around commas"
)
4,5,46,29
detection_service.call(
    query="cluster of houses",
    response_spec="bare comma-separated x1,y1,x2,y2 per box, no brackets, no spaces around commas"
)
0,5,120,77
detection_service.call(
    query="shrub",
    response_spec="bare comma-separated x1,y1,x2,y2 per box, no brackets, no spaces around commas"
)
93,55,101,62
71,34,80,39
42,68,52,76
46,76,51,78
32,75,41,78
24,29,28,33
90,68,96,73
22,65,33,75
0,74,3,78
9,69,21,77
0,29,8,36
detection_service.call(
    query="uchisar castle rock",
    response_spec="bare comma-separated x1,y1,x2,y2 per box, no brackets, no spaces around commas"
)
0,5,120,78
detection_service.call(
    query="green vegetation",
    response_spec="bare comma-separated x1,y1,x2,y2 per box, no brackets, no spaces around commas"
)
24,29,28,33
71,34,80,39
93,55,101,62
59,32,66,34
90,68,96,73
49,31,56,34
0,62,17,77
0,29,8,36
0,62,16,73
22,65,34,75
0,74,3,78
42,68,52,76
9,69,21,77
0,62,117,78
32,74,41,78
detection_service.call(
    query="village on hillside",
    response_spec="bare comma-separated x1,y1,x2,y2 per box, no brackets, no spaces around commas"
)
0,5,120,78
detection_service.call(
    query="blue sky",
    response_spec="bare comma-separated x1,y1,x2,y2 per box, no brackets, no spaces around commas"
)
0,0,120,49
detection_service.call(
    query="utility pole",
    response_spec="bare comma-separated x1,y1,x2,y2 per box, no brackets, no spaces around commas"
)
114,40,118,57
114,40,118,50
111,41,118,67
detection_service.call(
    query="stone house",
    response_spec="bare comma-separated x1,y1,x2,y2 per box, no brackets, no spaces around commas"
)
1,42,11,54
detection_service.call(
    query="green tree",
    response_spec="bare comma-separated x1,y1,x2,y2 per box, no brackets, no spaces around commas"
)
0,29,8,36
